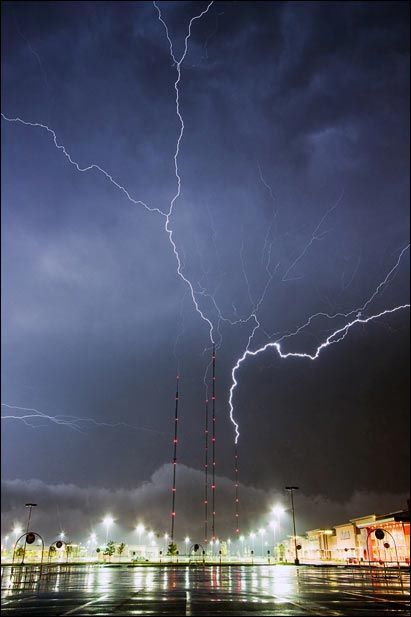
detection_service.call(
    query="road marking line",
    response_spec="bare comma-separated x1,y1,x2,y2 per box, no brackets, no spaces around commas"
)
61,593,108,615
342,590,409,605
1,594,38,606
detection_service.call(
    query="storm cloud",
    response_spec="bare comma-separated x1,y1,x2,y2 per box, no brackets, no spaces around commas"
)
2,465,408,543
1,1,409,540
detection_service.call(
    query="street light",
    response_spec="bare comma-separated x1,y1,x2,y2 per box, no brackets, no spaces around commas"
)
135,523,145,545
185,536,190,555
21,503,37,565
259,528,265,557
285,486,299,565
271,504,285,549
271,505,285,518
25,504,37,533
250,531,256,555
59,531,65,541
102,515,114,544
13,525,23,538
270,520,278,550
239,534,245,556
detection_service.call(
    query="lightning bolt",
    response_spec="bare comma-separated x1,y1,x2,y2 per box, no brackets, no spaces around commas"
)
2,3,409,458
2,1,216,347
153,0,216,344
281,190,344,282
229,244,410,444
1,403,163,435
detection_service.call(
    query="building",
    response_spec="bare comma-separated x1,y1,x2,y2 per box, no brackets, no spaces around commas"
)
355,510,410,564
283,507,410,565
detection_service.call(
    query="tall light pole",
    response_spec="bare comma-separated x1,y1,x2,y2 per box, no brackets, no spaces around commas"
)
136,523,145,546
25,503,37,534
259,528,265,557
103,515,114,545
285,487,299,565
22,503,37,565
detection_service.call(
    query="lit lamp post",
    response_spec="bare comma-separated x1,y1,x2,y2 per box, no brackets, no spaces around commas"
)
239,535,245,557
270,520,277,552
285,486,299,565
250,532,256,556
164,533,169,554
185,536,190,556
272,505,285,537
13,525,23,540
103,515,114,545
89,532,97,556
259,528,265,557
22,503,37,564
25,504,37,534
135,523,145,546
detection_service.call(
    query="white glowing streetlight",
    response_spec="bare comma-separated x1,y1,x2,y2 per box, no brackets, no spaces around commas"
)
13,525,23,538
163,532,169,553
271,504,285,542
102,515,114,544
272,505,285,518
59,531,65,540
270,519,278,548
259,528,266,556
135,523,145,544
148,530,154,540
249,531,256,553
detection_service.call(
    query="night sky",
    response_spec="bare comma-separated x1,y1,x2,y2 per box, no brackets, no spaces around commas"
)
1,1,410,542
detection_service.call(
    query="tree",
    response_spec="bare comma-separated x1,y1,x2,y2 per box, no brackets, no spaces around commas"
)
117,542,126,561
167,542,178,556
104,540,116,562
15,547,24,558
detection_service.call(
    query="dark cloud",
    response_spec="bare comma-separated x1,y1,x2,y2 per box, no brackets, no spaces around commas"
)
1,1,409,538
2,466,408,543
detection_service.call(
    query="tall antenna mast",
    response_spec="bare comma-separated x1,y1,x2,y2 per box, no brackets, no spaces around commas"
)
235,445,240,536
204,396,209,545
211,344,216,541
170,375,179,542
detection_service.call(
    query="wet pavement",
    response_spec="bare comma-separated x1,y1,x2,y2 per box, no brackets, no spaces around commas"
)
1,564,409,615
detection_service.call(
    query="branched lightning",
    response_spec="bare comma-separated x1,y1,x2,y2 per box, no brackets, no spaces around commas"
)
229,243,410,443
2,2,409,462
281,191,344,282
2,1,216,345
153,0,216,344
0,114,163,215
1,403,162,434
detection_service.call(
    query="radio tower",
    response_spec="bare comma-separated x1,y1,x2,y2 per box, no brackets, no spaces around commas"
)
204,396,209,545
234,445,240,536
170,375,179,542
211,344,216,541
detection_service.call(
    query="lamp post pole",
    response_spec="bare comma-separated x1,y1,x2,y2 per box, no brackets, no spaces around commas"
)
22,503,37,565
285,487,299,565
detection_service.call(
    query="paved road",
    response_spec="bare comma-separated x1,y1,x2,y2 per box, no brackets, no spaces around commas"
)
1,564,409,615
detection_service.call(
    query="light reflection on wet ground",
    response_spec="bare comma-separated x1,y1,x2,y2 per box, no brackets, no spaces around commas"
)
1,564,409,615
